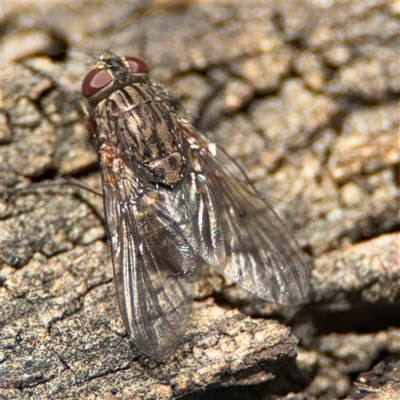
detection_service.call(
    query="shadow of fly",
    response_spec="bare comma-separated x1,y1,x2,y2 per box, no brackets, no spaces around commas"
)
80,54,310,361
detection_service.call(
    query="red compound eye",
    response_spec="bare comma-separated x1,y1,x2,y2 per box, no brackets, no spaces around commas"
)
125,56,149,74
82,67,113,99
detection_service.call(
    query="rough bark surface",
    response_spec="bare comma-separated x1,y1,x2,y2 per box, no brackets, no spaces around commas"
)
1,2,399,400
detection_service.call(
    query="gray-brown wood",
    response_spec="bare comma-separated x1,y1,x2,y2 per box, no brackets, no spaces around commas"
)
1,2,399,399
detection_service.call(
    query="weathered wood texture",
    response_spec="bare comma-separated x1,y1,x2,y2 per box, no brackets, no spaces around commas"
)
1,2,399,399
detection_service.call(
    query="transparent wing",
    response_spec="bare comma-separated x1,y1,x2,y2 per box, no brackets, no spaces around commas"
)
101,153,201,361
181,122,311,306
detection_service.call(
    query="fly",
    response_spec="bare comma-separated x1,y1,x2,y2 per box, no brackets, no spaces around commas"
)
81,54,310,361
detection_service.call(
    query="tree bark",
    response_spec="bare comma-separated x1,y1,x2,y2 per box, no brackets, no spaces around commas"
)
1,2,399,399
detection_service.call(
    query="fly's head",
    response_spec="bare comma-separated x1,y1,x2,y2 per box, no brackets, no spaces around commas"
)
81,55,149,107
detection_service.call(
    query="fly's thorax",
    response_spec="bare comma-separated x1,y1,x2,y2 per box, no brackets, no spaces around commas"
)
95,83,188,186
